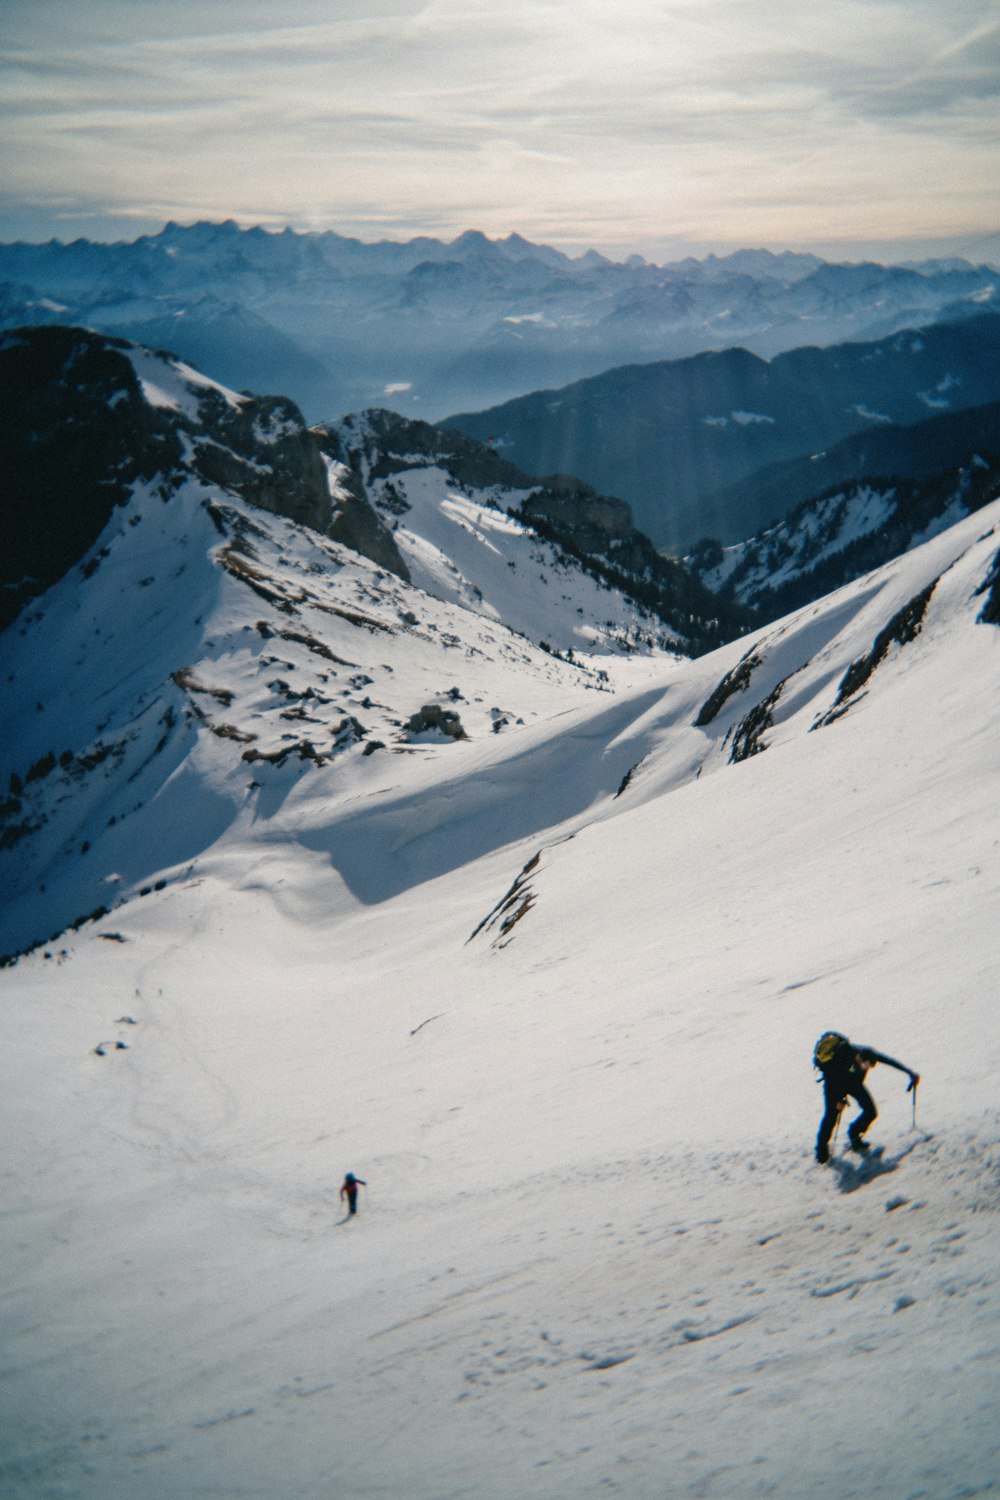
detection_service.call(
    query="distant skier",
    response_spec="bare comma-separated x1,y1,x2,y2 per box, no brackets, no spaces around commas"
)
813,1033,919,1163
340,1171,366,1216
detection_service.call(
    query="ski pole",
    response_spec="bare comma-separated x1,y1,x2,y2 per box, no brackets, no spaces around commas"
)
831,1100,845,1150
911,1079,918,1130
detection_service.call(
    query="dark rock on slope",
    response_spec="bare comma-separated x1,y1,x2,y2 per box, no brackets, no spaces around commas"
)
319,409,756,654
0,326,400,627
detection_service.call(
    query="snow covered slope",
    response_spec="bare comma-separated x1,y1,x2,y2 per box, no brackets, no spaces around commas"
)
320,407,746,653
0,477,689,963
3,330,733,960
2,356,1000,1495
690,448,1000,619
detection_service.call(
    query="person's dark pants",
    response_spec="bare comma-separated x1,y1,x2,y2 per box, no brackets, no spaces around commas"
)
817,1076,877,1158
346,1188,358,1215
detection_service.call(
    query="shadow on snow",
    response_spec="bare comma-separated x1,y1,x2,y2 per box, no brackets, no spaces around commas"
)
300,686,668,904
829,1134,929,1194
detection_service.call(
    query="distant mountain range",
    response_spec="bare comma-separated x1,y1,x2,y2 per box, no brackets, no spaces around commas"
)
6,322,999,665
1,219,996,423
443,313,1000,549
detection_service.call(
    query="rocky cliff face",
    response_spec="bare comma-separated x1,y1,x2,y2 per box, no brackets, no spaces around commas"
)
318,408,534,493
519,477,635,553
182,387,330,531
0,331,746,655
322,408,755,654
0,327,395,627
314,448,411,581
3,326,182,625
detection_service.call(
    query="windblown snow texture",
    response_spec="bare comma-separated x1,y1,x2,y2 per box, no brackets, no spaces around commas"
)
1,338,999,1500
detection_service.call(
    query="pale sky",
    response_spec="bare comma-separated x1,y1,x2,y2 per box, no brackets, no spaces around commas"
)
2,0,999,260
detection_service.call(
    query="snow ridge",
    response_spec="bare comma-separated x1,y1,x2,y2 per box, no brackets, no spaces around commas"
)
690,454,1000,618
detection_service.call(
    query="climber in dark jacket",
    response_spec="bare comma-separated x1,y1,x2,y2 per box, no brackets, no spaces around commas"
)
340,1171,366,1215
815,1035,919,1163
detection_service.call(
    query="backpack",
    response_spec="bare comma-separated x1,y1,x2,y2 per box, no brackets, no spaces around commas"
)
813,1031,848,1070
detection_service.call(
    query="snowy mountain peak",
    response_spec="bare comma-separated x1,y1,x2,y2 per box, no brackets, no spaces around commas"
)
1,324,333,627
687,400,1000,617
2,330,754,958
4,222,998,424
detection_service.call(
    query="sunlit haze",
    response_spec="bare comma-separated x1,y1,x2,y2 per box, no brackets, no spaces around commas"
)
2,0,998,260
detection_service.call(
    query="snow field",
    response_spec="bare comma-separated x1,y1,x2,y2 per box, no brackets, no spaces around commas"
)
2,885,997,1499
2,472,999,1496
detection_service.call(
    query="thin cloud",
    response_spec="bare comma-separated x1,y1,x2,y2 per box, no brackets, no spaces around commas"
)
0,0,997,254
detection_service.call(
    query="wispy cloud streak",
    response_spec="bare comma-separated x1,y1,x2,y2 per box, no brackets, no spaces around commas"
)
1,0,997,255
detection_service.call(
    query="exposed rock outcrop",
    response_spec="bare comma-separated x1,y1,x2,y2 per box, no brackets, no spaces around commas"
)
324,408,755,656
312,441,410,581
404,703,468,740
520,477,635,552
0,327,404,627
